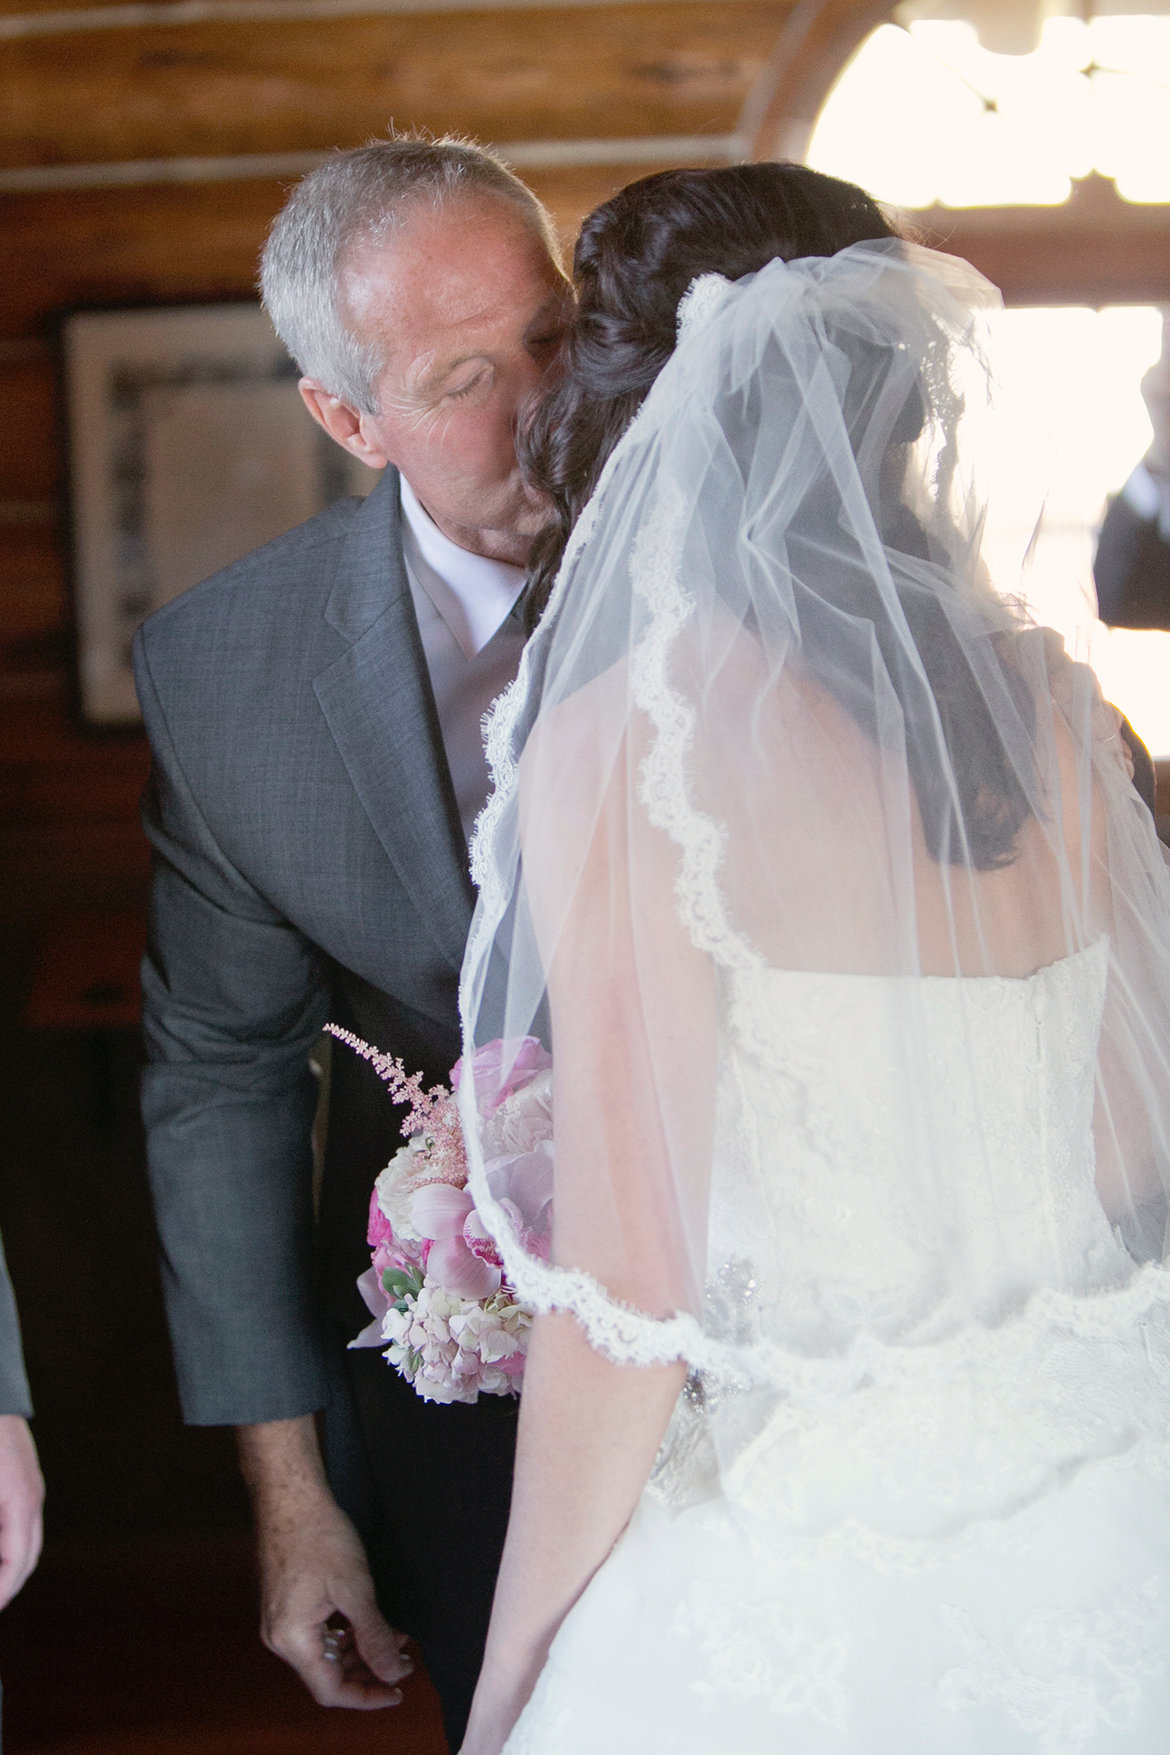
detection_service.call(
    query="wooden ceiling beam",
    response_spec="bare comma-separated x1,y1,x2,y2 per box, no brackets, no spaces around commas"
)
0,134,746,193
1,0,761,23
0,1,792,167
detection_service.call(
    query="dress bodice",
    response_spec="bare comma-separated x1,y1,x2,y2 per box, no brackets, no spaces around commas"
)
711,938,1126,1359
654,940,1170,1553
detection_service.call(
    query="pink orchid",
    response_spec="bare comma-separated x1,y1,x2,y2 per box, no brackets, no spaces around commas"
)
410,1181,474,1240
427,1235,501,1299
487,1145,554,1224
463,1207,504,1269
483,1143,554,1257
410,1181,503,1299
352,1266,392,1348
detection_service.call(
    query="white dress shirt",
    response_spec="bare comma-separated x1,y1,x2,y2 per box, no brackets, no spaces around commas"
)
399,476,527,843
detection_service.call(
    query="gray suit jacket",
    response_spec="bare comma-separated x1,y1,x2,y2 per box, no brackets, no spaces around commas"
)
1095,490,1170,631
134,468,477,1425
0,1231,31,1418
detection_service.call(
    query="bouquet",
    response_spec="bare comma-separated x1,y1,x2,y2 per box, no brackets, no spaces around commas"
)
326,1026,553,1404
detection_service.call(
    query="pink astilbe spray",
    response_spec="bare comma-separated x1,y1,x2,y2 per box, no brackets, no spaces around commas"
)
323,1023,467,1188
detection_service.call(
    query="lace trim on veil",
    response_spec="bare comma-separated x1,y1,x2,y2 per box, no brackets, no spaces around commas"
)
460,279,764,1368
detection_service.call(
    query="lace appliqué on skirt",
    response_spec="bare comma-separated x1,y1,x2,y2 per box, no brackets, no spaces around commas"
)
940,1580,1166,1755
671,1581,848,1725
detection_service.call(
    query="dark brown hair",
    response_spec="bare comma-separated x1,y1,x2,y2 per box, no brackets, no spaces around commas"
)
521,162,899,619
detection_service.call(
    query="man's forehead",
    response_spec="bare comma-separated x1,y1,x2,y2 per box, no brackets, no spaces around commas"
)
342,200,556,333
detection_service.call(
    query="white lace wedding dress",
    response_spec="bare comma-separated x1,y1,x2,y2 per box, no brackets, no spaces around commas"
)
502,941,1170,1753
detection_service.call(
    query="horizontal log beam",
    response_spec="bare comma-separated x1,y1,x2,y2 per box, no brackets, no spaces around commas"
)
0,2,789,166
0,135,747,193
1,0,762,29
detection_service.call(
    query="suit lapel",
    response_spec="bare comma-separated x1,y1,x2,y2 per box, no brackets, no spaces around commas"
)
313,469,474,973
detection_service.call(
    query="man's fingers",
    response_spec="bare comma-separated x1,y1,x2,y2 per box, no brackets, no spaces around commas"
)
0,1493,44,1611
279,1637,403,1711
241,1441,409,1713
262,1604,409,1710
296,1645,404,1711
340,1594,415,1686
0,1417,44,1610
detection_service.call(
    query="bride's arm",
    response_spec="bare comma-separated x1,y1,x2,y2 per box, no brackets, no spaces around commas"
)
460,1318,685,1754
462,709,713,1754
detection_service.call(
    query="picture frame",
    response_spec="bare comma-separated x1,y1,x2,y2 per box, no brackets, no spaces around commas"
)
63,302,370,726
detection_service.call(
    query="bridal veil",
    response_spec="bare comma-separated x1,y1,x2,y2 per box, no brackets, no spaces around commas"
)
457,240,1170,1504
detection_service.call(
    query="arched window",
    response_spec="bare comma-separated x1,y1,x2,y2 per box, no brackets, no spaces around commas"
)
765,6,1170,765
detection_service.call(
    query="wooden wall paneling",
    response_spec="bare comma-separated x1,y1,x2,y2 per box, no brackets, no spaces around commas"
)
0,0,192,11
0,182,285,338
0,525,68,643
916,178,1170,309
0,1,793,167
526,155,735,243
0,352,59,501
0,694,152,925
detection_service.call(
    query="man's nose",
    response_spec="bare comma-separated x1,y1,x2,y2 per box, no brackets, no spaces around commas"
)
516,348,551,395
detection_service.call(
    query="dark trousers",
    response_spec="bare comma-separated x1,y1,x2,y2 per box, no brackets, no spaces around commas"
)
323,1329,519,1750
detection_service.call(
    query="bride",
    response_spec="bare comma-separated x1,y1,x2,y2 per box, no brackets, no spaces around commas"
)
455,163,1170,1753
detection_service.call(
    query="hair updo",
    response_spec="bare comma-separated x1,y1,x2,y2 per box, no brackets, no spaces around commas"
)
521,162,899,619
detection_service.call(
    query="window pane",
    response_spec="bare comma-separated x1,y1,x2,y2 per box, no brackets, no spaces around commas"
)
983,305,1168,758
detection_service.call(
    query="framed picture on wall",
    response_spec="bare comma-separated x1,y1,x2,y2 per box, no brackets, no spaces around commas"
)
63,302,371,727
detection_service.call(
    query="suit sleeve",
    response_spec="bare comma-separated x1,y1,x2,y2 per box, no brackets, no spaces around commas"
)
0,1231,31,1419
134,626,332,1426
1094,492,1170,631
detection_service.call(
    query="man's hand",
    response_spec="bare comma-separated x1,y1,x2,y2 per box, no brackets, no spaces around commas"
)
0,1414,44,1611
237,1415,413,1710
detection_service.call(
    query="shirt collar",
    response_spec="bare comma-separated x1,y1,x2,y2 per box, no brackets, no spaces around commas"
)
398,475,526,660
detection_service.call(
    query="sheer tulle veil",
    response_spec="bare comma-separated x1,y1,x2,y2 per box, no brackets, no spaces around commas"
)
456,238,1170,1447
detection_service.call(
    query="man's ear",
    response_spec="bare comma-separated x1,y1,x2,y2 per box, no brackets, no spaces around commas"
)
298,379,390,470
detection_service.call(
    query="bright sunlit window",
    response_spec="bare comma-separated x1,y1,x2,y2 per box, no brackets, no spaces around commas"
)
981,305,1169,758
807,14,1170,208
805,11,1170,760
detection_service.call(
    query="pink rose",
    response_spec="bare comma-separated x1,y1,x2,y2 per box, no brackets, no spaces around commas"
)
451,1036,552,1118
367,1185,395,1249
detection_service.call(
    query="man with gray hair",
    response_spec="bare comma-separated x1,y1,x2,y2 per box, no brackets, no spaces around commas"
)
134,136,569,1746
